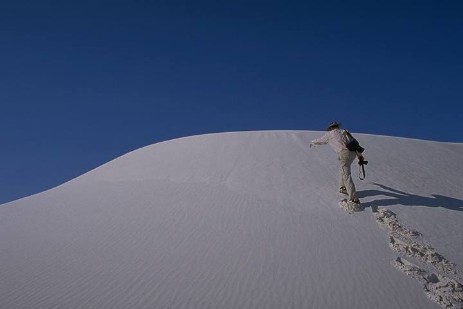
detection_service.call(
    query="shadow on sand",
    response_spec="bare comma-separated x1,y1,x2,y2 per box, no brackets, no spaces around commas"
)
358,183,463,212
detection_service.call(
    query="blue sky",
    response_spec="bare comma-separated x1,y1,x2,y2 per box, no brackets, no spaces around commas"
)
1,0,462,204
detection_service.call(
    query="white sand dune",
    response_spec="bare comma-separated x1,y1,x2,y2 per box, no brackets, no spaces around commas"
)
1,131,462,308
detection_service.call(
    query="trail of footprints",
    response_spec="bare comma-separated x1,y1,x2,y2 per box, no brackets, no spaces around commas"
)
373,208,463,309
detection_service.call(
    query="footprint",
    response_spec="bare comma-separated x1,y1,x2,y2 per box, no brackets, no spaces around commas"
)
339,199,364,214
374,207,462,308
389,235,456,275
375,208,456,276
394,257,463,309
375,208,421,239
393,256,427,282
424,273,463,309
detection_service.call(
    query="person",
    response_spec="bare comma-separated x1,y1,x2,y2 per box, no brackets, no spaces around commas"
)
309,121,362,204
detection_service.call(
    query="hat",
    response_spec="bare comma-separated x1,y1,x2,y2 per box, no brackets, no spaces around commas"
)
326,121,341,131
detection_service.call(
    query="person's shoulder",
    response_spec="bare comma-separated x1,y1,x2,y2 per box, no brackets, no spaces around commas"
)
331,129,347,140
332,128,344,135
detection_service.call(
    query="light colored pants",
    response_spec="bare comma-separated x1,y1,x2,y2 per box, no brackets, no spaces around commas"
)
338,149,357,200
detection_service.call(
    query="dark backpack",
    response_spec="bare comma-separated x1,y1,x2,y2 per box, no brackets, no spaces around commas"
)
344,130,365,153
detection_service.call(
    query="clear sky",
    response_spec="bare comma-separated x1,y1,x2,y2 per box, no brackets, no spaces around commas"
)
1,0,462,204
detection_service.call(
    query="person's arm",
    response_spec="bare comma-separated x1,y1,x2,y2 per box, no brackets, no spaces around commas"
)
310,133,330,148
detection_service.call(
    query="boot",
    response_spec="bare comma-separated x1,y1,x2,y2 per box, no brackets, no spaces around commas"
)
349,198,361,204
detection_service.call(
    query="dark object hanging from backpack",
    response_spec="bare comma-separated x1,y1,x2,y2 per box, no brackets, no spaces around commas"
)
358,158,368,180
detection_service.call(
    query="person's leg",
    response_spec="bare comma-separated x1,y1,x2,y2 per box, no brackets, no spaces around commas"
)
338,153,346,190
338,150,357,200
338,168,345,191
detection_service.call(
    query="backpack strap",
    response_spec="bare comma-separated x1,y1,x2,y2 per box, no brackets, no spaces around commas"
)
345,130,356,141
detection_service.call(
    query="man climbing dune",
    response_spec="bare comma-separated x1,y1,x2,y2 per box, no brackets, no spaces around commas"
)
310,121,365,205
